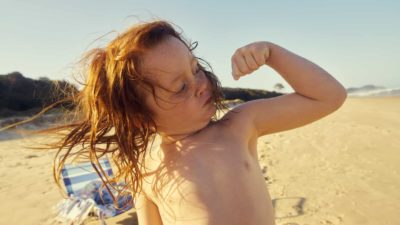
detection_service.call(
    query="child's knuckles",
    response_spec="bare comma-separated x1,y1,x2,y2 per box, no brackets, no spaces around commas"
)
232,53,238,61
237,47,248,56
231,57,240,70
245,56,258,70
232,54,239,63
249,44,259,52
254,55,265,66
234,48,243,57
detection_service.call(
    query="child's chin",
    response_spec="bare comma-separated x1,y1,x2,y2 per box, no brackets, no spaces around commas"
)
206,104,217,116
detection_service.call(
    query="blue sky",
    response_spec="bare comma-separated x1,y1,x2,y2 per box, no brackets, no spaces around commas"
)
1,0,399,92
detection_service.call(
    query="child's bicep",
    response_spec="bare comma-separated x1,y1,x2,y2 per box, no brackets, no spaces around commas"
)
226,92,345,137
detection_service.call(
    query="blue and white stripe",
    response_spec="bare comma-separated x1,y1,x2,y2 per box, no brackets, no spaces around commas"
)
61,158,113,196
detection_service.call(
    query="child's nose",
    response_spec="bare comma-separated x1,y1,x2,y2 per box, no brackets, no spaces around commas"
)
195,73,208,97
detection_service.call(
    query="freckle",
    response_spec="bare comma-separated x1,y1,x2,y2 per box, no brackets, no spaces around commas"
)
244,161,250,170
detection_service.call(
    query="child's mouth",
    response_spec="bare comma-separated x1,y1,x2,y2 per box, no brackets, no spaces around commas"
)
203,96,212,106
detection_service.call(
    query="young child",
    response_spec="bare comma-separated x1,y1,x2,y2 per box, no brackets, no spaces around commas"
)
47,19,347,225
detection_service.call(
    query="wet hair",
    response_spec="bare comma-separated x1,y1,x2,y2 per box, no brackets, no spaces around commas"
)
20,20,227,206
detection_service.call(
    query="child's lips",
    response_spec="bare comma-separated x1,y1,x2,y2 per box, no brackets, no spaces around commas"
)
203,94,212,106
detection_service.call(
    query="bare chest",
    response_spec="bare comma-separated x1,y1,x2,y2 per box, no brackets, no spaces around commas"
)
141,140,274,224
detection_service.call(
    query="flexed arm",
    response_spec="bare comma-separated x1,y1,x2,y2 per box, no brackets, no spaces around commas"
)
226,41,347,139
231,41,347,103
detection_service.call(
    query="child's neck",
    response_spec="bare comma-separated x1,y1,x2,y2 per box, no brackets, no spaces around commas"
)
160,130,201,146
159,121,215,146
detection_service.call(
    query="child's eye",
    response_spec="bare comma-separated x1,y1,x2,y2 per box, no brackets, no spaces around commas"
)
175,66,200,95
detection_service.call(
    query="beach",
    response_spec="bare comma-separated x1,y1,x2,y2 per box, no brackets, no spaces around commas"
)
0,96,399,225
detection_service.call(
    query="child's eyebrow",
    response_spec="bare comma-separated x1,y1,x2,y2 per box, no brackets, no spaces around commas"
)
168,55,197,87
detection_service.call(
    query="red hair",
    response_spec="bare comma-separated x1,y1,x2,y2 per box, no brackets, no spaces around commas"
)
37,20,227,205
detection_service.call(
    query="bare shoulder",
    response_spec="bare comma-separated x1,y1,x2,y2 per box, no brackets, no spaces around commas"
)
221,92,346,140
134,189,164,225
135,151,164,225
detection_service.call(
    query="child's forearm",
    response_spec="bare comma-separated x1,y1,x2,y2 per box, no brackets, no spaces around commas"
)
265,42,347,103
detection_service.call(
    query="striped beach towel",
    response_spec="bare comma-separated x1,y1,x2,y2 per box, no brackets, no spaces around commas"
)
55,158,133,224
61,158,113,196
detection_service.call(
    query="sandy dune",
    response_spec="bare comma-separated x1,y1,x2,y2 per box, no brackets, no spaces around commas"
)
0,96,399,225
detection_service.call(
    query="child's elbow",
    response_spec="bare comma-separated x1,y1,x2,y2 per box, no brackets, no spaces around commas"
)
331,87,348,109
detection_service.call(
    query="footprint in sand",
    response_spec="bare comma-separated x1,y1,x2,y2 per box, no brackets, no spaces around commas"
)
258,165,276,184
334,188,347,196
258,153,276,167
305,205,321,214
320,215,344,224
264,176,276,184
273,197,306,219
11,162,23,167
25,154,39,159
261,165,268,174
267,159,275,166
320,219,333,225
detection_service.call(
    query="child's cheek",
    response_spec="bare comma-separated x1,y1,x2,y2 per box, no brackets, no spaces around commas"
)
181,99,197,114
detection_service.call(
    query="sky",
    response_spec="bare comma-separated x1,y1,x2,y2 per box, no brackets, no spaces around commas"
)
1,0,399,92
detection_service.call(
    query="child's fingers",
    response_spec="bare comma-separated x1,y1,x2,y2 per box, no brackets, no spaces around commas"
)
232,55,248,77
243,53,259,72
231,59,241,80
253,51,267,67
231,41,270,80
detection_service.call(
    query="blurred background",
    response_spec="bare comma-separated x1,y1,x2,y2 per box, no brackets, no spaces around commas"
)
1,0,399,94
1,1,399,225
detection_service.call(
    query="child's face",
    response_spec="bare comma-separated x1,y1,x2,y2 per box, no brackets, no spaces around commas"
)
141,36,217,137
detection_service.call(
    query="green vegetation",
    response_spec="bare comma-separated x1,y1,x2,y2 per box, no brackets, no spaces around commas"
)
0,72,77,118
0,72,284,118
222,87,283,101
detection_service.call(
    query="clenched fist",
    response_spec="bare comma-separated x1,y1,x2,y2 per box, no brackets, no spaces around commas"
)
231,41,271,80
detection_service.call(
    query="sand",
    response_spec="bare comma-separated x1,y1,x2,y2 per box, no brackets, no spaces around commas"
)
0,96,399,225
